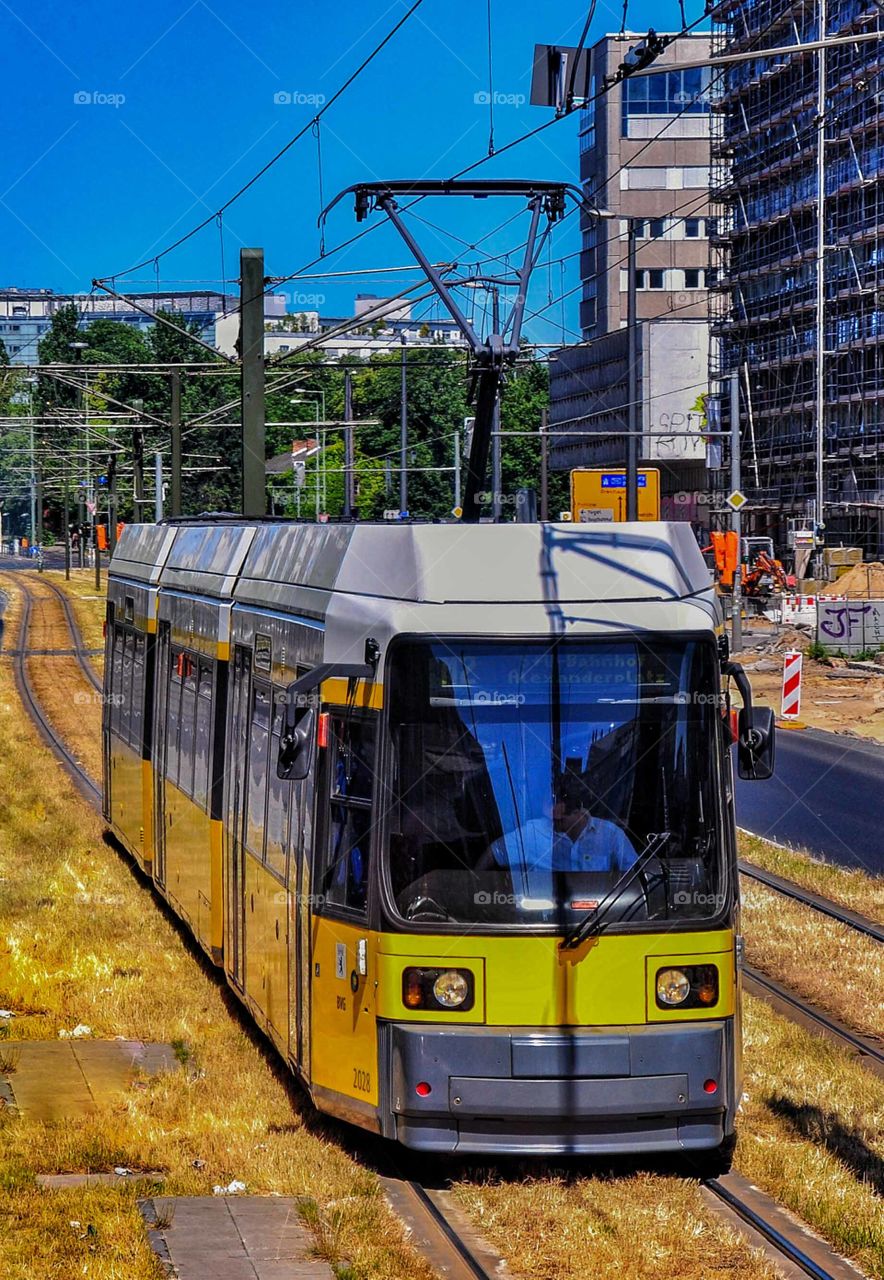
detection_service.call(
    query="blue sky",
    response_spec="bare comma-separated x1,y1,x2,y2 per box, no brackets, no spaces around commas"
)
4,0,703,344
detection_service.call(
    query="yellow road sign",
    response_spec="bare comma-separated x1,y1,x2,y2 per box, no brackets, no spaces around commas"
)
570,468,661,523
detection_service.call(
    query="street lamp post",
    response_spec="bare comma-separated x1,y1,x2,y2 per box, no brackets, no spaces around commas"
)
24,376,38,548
69,341,89,568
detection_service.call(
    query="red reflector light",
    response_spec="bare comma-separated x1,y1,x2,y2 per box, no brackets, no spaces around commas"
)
704,1079,718,1094
729,709,739,743
317,712,330,749
415,1081,432,1097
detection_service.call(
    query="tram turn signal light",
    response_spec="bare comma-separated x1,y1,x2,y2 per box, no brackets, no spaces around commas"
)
655,964,719,1010
402,967,475,1013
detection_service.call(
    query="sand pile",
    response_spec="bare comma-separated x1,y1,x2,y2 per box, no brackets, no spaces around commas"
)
834,561,884,598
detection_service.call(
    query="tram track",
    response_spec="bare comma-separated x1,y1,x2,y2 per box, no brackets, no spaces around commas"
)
6,575,101,806
739,859,884,944
3,572,881,1280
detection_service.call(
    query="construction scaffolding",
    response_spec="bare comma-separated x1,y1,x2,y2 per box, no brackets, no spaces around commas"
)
709,0,884,555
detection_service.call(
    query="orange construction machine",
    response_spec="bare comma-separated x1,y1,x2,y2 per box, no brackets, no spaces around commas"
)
707,532,793,597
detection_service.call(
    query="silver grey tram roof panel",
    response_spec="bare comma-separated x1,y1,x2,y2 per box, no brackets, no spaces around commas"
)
160,523,258,599
235,521,714,610
108,523,178,587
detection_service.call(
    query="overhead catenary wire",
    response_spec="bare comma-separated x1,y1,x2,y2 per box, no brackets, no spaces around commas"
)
96,0,427,284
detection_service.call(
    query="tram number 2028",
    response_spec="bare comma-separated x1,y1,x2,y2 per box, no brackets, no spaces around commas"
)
353,1068,371,1094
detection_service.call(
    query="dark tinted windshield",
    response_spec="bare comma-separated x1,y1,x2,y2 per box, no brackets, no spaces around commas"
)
385,639,726,929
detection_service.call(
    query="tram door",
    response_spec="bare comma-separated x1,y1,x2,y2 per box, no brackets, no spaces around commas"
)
226,645,251,991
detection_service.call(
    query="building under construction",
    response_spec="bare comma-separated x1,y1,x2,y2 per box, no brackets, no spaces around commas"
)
709,0,884,555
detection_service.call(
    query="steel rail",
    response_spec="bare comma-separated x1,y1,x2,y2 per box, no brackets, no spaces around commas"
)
37,577,103,694
705,1172,866,1279
10,578,101,806
739,860,884,943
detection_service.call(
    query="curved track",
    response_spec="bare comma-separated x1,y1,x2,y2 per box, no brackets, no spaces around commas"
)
4,573,877,1280
8,577,101,806
37,575,103,693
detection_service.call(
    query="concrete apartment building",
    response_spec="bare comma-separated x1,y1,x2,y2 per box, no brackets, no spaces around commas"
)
549,32,713,519
0,287,235,364
215,293,467,361
709,0,884,555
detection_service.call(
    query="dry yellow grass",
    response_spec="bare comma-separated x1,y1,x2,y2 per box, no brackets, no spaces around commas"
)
454,1171,779,1280
739,996,884,1278
742,881,884,1039
739,829,884,924
44,567,106,678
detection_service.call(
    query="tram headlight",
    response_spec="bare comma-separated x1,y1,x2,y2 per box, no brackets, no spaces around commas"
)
433,970,469,1008
402,967,475,1012
655,964,720,1010
656,968,691,1006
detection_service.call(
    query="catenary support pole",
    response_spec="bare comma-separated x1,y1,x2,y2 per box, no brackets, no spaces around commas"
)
731,368,742,653
491,287,502,522
626,217,639,522
344,368,355,518
170,371,182,518
540,406,549,521
400,335,408,515
240,247,266,517
155,452,164,521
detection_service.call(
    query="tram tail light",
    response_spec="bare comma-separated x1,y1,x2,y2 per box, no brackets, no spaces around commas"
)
317,712,330,749
402,967,475,1013
729,709,739,743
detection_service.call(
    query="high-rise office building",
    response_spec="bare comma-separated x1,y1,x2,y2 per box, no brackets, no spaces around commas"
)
709,0,884,554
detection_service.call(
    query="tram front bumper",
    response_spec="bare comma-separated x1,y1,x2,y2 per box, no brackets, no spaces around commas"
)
381,1020,735,1155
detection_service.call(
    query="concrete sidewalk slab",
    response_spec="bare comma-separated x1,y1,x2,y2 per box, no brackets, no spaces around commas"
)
1,1039,178,1121
141,1197,334,1279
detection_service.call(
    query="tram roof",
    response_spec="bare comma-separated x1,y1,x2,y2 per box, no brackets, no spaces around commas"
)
111,520,712,607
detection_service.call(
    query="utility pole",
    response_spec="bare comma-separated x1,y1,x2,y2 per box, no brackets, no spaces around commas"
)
343,368,355,518
107,452,118,556
540,406,549,521
453,428,461,511
814,0,828,575
626,217,639,522
491,286,502,522
36,466,44,549
731,369,742,653
400,335,408,515
63,464,71,582
155,452,164,521
240,247,266,517
133,429,145,521
170,371,182,518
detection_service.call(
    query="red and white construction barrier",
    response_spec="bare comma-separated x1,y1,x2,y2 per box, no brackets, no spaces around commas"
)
780,593,845,623
781,650,803,720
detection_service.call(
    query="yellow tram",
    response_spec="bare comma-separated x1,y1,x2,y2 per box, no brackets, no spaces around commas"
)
103,518,774,1164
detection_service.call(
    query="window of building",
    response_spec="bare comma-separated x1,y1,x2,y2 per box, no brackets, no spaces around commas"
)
684,269,702,289
649,218,666,239
685,218,702,238
319,714,377,915
682,167,708,188
622,66,711,130
648,270,666,290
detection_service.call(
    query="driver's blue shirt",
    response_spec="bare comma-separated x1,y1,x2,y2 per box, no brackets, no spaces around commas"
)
491,815,637,883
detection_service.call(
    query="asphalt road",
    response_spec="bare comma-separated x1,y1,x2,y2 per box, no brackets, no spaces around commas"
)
736,726,884,875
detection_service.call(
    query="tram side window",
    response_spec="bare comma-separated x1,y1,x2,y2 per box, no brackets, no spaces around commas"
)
245,682,271,859
110,628,125,737
109,627,146,752
178,658,196,798
165,651,182,784
192,662,213,811
264,690,293,880
320,714,376,915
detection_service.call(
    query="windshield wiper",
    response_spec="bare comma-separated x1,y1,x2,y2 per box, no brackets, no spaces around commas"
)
559,830,671,951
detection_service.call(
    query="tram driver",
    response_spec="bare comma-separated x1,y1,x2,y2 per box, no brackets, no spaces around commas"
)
485,773,638,883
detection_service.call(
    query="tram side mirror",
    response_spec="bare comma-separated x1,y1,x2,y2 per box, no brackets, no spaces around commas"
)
737,705,776,781
277,703,315,781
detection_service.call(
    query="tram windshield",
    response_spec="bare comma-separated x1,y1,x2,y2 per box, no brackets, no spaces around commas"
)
385,638,728,929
